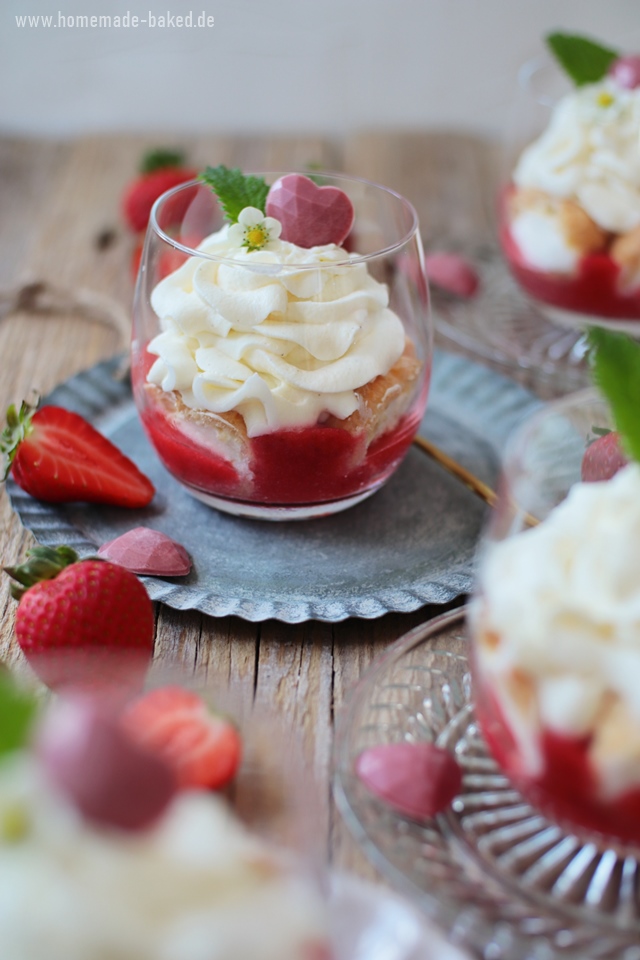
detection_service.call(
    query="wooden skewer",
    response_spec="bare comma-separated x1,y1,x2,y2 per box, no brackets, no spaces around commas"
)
412,435,540,527
412,434,499,508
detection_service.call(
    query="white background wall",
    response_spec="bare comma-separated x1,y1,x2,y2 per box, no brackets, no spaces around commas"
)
1,0,638,137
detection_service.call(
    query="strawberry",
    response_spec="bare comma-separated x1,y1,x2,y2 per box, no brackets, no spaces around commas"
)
581,430,628,482
5,545,154,693
1,400,155,507
355,742,462,820
130,239,144,281
122,685,242,790
122,148,196,233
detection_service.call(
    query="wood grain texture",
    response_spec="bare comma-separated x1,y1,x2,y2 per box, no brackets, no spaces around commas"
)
1,132,498,886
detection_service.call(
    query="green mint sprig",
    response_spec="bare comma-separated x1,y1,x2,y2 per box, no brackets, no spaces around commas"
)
588,326,640,463
198,165,269,224
0,666,38,759
546,33,619,87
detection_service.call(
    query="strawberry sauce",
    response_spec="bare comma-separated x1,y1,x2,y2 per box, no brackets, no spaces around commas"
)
499,190,640,321
133,351,425,508
475,676,640,846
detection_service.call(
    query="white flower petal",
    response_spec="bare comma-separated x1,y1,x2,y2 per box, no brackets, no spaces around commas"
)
238,206,264,226
263,217,282,238
227,223,245,246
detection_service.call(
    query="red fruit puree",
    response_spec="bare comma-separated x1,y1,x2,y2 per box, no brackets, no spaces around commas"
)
499,186,640,321
133,351,426,507
475,674,640,846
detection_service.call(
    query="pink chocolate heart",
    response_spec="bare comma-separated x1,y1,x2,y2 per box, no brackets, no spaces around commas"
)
266,174,355,248
425,252,480,299
356,742,462,820
98,528,191,576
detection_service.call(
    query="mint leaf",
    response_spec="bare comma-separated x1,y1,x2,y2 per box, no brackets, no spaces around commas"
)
0,667,38,758
588,326,640,463
546,33,619,86
198,165,269,223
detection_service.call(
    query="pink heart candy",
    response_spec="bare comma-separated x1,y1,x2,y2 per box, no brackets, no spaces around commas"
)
609,55,640,90
425,252,480,299
266,174,355,248
98,527,191,576
37,695,177,831
356,742,462,820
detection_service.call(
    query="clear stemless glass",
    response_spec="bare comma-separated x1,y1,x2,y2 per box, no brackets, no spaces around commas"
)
499,55,640,333
132,172,432,521
469,390,640,850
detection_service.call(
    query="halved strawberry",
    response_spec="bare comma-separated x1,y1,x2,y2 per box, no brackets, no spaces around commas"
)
1,401,155,507
122,686,242,790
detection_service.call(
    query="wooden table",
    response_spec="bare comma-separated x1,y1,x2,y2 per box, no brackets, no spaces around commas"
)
0,130,505,881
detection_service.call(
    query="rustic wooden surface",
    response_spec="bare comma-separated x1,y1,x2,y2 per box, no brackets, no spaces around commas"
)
0,131,506,881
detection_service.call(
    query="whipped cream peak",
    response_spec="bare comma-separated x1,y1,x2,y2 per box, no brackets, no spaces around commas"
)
513,77,640,233
148,225,406,436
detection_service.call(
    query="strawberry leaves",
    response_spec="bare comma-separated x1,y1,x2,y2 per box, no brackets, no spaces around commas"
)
140,148,186,174
588,326,640,464
198,165,269,223
546,33,619,87
4,546,79,600
1,399,35,480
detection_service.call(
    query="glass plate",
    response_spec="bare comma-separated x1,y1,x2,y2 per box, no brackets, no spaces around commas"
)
432,243,592,395
333,608,640,959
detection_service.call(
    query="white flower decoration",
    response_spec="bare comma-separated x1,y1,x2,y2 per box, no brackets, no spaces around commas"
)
228,206,282,252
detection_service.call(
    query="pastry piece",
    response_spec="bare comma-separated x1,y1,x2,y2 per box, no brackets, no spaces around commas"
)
611,225,640,287
146,338,421,469
509,187,609,262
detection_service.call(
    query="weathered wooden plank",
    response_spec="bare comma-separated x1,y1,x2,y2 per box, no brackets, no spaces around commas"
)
343,131,496,247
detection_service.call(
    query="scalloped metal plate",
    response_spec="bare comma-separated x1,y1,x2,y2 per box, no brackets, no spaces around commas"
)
6,350,540,623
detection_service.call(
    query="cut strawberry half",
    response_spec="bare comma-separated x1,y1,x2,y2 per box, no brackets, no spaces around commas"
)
122,686,242,790
2,401,155,507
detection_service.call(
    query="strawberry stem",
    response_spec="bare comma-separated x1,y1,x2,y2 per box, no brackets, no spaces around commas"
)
140,148,186,174
5,546,80,600
1,399,38,482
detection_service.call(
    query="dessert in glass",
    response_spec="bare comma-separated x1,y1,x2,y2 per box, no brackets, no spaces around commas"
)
500,34,640,332
132,169,431,520
469,387,640,848
0,673,331,960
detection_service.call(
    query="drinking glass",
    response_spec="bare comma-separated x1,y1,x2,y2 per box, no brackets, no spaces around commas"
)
132,173,432,520
469,390,640,848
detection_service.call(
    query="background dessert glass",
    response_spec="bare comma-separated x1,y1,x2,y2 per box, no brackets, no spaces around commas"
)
132,173,432,521
500,56,640,335
469,390,640,849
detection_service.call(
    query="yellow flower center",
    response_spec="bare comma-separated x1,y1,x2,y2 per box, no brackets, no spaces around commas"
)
244,225,268,250
0,804,30,842
597,91,615,108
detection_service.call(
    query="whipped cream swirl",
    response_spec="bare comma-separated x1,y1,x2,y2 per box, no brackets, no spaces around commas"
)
474,464,640,789
514,77,640,233
147,227,406,437
0,754,327,960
